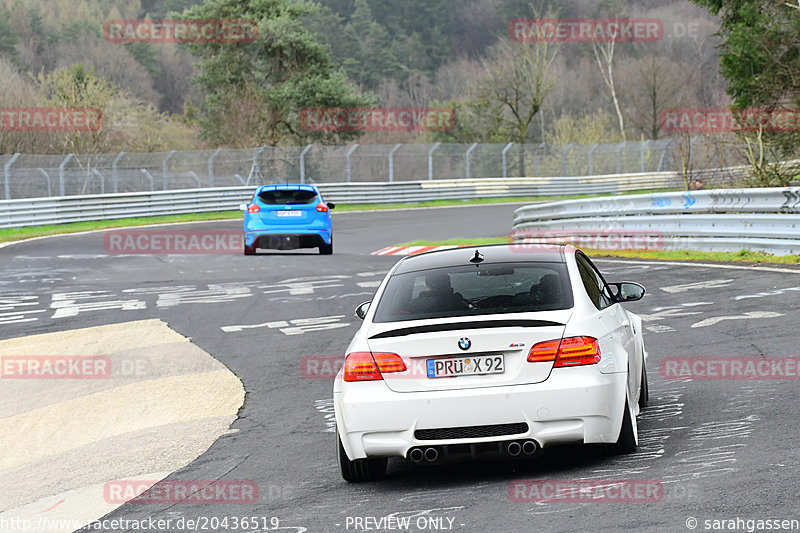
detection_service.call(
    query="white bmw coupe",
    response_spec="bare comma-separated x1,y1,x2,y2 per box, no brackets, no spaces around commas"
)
334,244,648,482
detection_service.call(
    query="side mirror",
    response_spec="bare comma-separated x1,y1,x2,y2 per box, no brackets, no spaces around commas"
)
610,282,646,302
355,300,371,319
327,202,336,210
238,203,248,212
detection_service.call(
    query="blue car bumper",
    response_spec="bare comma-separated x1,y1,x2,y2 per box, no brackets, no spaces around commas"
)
244,228,331,249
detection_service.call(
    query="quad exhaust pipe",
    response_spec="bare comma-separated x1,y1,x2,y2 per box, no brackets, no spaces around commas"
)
408,447,424,463
507,439,539,457
408,447,440,463
409,439,539,463
522,439,538,455
424,447,439,462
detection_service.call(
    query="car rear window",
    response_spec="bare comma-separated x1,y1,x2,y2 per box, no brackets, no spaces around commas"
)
372,262,573,323
258,189,318,205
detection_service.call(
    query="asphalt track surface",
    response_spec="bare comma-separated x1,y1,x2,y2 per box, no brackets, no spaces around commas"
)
2,203,800,533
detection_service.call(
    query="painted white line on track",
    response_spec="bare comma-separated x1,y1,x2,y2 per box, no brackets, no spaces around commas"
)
661,279,734,293
690,311,784,328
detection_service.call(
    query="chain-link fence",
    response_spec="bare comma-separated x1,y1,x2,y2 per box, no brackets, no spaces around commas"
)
1,138,745,199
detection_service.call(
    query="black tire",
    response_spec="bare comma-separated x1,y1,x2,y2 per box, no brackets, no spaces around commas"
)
319,237,333,255
612,398,637,455
638,361,649,409
244,244,256,255
337,430,387,482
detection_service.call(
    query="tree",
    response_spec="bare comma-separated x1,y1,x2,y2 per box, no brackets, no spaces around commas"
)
618,54,685,140
480,38,556,143
479,32,557,174
0,6,20,66
36,63,199,154
592,37,626,141
339,0,401,89
690,0,800,183
689,0,800,110
178,0,375,147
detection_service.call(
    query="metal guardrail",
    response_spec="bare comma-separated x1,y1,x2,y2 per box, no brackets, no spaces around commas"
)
512,188,800,256
0,173,683,229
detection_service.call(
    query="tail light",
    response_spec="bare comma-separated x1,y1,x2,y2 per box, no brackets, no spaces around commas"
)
343,352,406,382
527,336,600,367
247,204,260,214
316,203,329,213
526,339,561,362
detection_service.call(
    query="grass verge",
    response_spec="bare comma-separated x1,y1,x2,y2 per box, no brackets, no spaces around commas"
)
399,237,800,265
0,188,674,244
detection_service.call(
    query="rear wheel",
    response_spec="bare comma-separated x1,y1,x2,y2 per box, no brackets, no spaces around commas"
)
337,430,387,482
319,236,333,255
612,396,638,455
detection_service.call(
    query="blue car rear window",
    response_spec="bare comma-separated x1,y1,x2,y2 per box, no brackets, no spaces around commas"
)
258,189,318,205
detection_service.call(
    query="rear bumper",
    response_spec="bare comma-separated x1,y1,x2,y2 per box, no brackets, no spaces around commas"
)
333,367,627,460
245,229,331,249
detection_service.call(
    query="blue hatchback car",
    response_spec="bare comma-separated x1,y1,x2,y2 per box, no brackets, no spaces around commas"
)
241,184,335,255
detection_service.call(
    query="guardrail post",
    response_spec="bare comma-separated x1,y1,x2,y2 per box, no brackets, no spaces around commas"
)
140,169,154,190
588,143,599,176
163,150,176,191
616,141,627,174
465,143,478,178
112,152,125,193
389,143,402,182
208,148,222,187
501,142,514,178
428,142,441,181
346,144,359,183
38,168,52,197
92,169,105,194
562,143,574,176
640,140,650,172
4,153,21,199
59,154,74,197
534,143,545,176
299,144,313,184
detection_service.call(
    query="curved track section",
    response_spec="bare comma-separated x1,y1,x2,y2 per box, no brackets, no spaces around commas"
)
1,203,798,533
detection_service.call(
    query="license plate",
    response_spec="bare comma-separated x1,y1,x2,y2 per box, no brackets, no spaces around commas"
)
426,355,504,378
276,210,302,217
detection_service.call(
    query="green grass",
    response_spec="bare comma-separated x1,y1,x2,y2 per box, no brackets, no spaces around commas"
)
399,238,800,265
0,211,243,244
0,188,675,244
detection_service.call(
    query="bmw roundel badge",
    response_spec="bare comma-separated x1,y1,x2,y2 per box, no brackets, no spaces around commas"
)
458,337,471,351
